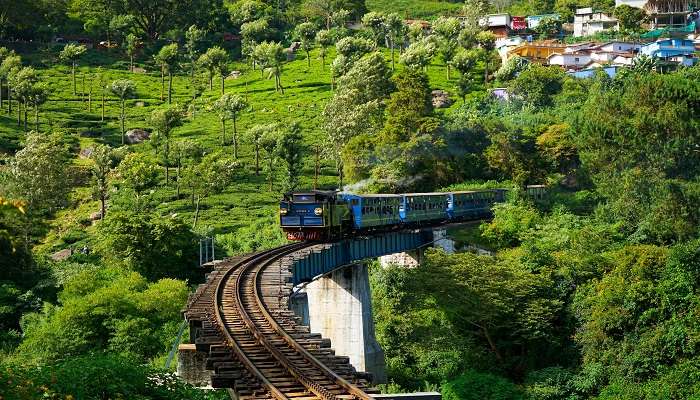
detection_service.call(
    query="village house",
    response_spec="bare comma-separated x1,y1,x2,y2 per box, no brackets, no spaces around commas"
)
638,37,697,65
508,41,568,62
573,7,618,37
616,0,696,28
478,14,512,37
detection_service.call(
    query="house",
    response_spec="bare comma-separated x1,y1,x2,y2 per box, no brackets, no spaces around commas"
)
569,65,621,78
639,38,696,65
595,41,641,52
479,14,512,37
508,41,568,62
496,36,524,61
615,0,693,28
511,16,528,30
573,8,617,37
548,52,592,69
526,14,561,29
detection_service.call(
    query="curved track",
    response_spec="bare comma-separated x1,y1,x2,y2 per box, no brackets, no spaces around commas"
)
186,243,378,400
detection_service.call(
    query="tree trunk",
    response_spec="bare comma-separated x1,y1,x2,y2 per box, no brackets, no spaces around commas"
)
232,114,238,159
221,74,225,95
209,73,213,90
100,195,106,219
81,73,85,102
23,106,27,131
192,195,201,229
221,118,226,145
321,52,325,70
72,62,77,95
34,104,39,132
7,85,11,114
176,162,181,197
255,145,260,176
306,50,311,68
120,100,126,145
17,101,21,126
130,55,134,72
160,66,165,101
447,64,451,80
164,141,169,184
390,42,395,70
168,72,173,104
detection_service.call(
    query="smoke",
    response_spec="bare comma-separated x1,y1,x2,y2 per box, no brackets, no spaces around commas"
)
341,175,426,194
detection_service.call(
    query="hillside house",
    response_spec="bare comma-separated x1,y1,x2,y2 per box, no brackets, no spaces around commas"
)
573,8,618,37
615,0,696,28
479,14,512,37
639,38,696,65
548,52,593,69
511,16,528,30
508,41,568,62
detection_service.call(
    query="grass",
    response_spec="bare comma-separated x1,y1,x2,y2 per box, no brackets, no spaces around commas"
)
1,44,480,254
366,0,463,20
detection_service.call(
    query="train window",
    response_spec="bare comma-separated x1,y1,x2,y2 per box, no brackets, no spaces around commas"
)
352,199,359,206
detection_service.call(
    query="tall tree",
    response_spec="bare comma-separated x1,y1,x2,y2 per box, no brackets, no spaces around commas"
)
88,144,114,219
109,79,136,145
8,66,38,130
155,43,179,104
202,46,229,95
295,22,317,68
124,34,139,72
212,93,248,158
385,13,406,70
0,47,15,112
184,25,206,99
432,17,462,80
259,127,280,191
361,12,387,47
315,29,334,70
59,43,87,96
277,122,304,192
240,18,271,68
256,42,287,94
247,123,272,176
0,54,21,115
148,106,184,184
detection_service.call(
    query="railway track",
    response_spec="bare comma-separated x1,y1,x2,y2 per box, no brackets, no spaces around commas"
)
185,243,378,400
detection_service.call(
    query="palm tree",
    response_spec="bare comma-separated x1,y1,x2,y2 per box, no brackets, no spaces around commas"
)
109,79,136,144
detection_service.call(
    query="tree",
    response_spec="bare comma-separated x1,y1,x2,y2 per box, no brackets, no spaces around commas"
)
323,52,392,186
88,144,114,219
247,123,273,176
2,132,71,224
155,43,178,104
495,55,530,81
534,16,561,38
508,65,564,108
432,17,462,79
255,41,286,94
148,106,185,183
614,4,647,31
185,25,206,99
172,139,202,197
452,49,479,101
241,18,271,67
212,93,248,158
385,13,406,70
0,54,21,115
331,36,375,78
114,152,159,203
8,66,39,130
0,48,15,112
476,31,498,83
316,29,334,69
59,43,87,96
259,127,281,191
400,39,436,71
277,122,304,192
124,33,139,72
362,12,387,46
182,152,236,227
27,81,48,132
202,46,229,95
110,79,136,145
295,22,317,68
109,14,136,45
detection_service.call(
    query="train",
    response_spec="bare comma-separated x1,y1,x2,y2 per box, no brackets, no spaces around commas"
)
279,189,508,241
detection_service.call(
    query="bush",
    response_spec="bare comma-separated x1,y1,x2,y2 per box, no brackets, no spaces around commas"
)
442,370,524,400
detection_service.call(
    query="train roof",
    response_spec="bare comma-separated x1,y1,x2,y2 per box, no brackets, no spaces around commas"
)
403,192,450,196
339,193,402,198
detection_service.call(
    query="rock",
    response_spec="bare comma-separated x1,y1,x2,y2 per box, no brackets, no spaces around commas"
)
431,90,453,109
90,211,102,221
133,67,147,74
79,147,93,159
135,101,146,107
228,70,242,79
51,248,72,261
125,129,150,144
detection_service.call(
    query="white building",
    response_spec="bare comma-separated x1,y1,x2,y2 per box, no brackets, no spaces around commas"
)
573,8,618,37
548,52,592,69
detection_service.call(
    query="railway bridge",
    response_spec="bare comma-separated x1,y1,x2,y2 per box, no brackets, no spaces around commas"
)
180,225,464,399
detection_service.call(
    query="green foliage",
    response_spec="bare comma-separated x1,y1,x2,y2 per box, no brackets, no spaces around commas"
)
442,370,524,400
17,266,188,361
0,353,228,399
509,64,565,108
614,4,647,31
95,210,198,280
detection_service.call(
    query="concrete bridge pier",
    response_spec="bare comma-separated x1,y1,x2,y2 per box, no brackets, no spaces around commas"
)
300,263,387,383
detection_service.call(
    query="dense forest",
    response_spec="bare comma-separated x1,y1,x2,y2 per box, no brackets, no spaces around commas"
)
1,0,699,399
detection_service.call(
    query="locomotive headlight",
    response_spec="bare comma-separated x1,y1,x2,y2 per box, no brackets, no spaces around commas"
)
280,208,288,215
314,207,323,216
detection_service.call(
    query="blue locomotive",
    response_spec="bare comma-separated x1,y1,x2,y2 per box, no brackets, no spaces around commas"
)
279,189,507,241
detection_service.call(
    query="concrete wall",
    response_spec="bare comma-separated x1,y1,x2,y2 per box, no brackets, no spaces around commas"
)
177,344,212,387
304,263,387,383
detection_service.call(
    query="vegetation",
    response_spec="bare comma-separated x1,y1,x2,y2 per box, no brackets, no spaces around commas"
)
1,0,699,399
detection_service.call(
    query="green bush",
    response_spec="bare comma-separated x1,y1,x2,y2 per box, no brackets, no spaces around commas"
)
442,370,524,400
